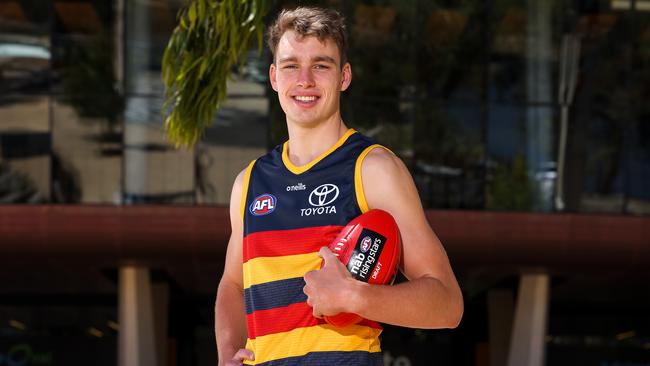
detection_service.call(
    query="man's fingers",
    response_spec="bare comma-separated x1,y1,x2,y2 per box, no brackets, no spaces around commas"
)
232,349,254,361
304,270,315,283
225,349,254,366
318,246,336,266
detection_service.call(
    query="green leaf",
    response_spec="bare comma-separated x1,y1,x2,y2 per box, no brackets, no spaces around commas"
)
188,2,196,27
198,0,205,20
242,10,255,26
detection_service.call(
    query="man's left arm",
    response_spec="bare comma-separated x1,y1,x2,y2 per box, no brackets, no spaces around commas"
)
303,148,463,329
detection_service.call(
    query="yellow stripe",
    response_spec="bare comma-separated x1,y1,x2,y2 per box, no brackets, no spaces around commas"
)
282,129,357,175
240,160,256,221
243,253,322,289
244,323,382,364
354,144,394,213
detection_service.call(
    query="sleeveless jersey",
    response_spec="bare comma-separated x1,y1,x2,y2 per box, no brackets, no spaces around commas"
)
241,129,387,366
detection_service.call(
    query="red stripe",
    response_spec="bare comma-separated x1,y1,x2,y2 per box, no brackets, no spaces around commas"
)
358,318,382,330
247,302,319,339
247,302,382,339
244,226,343,261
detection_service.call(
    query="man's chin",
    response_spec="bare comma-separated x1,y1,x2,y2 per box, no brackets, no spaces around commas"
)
288,118,321,128
285,111,321,126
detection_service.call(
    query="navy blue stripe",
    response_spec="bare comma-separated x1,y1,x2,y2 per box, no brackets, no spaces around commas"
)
244,277,307,314
244,132,375,236
255,351,384,366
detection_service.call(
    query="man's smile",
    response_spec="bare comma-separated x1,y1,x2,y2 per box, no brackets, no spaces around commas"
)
292,94,321,106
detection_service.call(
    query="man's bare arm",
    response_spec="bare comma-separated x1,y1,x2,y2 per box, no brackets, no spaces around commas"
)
215,170,253,365
304,148,463,329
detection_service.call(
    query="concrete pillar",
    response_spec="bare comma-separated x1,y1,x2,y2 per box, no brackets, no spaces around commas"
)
488,289,514,366
507,273,550,366
118,266,158,366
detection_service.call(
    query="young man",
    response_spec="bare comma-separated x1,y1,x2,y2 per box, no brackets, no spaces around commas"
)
215,7,463,366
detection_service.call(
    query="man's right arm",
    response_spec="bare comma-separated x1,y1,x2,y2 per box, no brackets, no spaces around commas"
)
215,169,253,365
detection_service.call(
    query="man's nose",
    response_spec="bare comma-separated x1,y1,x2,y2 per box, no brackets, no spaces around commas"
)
297,68,315,88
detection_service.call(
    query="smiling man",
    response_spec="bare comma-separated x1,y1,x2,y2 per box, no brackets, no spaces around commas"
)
215,7,463,366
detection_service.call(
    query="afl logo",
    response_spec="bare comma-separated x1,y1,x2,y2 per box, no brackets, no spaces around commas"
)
360,236,372,253
250,194,277,216
309,184,339,207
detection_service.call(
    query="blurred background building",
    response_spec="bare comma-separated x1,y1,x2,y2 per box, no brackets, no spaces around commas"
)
0,0,648,365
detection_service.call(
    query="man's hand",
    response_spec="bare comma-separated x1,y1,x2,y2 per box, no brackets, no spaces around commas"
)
223,349,254,366
303,247,357,318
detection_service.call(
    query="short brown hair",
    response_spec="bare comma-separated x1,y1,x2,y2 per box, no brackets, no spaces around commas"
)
267,7,349,66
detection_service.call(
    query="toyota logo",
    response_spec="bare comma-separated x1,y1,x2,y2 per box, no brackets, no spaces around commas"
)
309,184,340,207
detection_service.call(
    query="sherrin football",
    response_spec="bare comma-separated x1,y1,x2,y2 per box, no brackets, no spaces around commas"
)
324,209,402,327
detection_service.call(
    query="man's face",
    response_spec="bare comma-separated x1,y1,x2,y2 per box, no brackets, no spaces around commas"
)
269,30,351,128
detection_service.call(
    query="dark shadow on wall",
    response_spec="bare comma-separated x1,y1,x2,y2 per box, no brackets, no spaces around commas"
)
0,132,81,203
0,161,44,203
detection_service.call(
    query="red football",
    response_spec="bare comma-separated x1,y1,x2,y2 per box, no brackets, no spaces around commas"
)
324,209,401,327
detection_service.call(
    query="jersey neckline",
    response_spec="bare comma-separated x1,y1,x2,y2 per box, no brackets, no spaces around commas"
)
281,128,357,175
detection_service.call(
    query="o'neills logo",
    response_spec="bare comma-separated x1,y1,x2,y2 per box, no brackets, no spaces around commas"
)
301,183,339,217
286,183,306,191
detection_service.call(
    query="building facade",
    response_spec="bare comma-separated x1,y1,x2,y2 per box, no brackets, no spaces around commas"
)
1,0,649,365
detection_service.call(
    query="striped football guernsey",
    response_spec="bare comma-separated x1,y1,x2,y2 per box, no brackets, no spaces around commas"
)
240,129,389,366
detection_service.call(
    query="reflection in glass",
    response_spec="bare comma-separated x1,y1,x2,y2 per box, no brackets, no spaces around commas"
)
124,96,194,204
0,1,52,203
199,75,269,205
418,2,484,101
563,2,635,213
51,95,121,203
0,0,647,213
125,0,180,95
524,0,555,211
413,100,484,209
487,1,559,211
124,0,192,205
346,2,416,141
0,95,50,203
623,10,650,214
0,0,51,95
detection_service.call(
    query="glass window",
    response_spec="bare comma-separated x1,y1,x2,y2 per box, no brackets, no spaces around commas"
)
199,88,269,205
0,95,50,203
417,2,485,101
561,0,643,214
51,95,122,203
413,99,485,209
124,0,181,95
123,96,195,204
624,7,650,214
0,0,51,95
51,0,117,95
123,0,200,205
48,0,123,204
1,1,52,203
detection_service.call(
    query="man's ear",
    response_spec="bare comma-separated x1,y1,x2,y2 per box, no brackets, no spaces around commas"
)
340,62,352,91
269,63,278,92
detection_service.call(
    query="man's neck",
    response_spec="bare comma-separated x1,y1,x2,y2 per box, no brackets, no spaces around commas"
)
285,118,349,167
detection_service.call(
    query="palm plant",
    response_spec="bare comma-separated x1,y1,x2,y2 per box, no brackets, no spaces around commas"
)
162,0,269,147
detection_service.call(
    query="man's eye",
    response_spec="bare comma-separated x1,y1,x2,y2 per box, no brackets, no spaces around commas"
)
283,65,298,69
314,64,329,69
